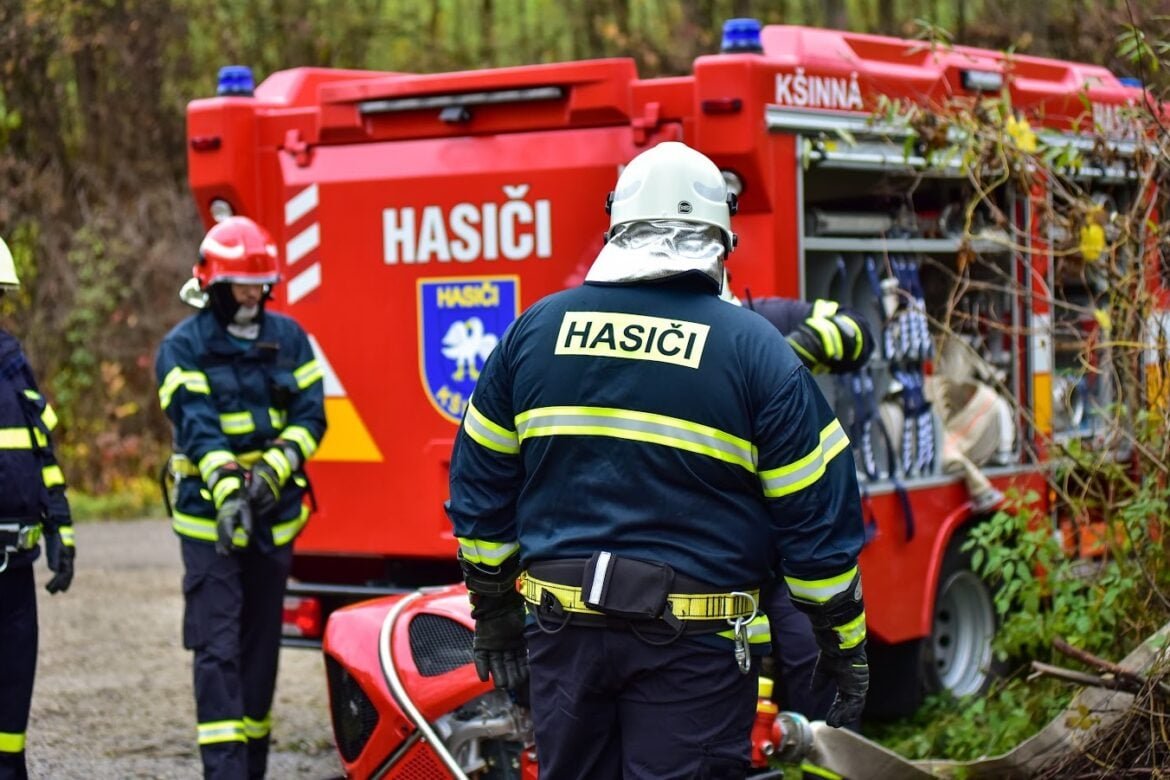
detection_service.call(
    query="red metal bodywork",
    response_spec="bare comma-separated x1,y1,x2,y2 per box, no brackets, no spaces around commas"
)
323,587,494,779
185,25,1144,646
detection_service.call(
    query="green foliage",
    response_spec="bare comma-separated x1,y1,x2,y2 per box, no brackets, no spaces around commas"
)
70,475,165,521
871,678,1070,761
964,488,1139,663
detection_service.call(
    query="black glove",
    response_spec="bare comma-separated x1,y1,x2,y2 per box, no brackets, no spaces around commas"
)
45,527,75,594
471,589,529,691
458,549,528,691
246,444,300,518
786,321,829,371
813,645,869,728
215,493,253,556
791,568,868,727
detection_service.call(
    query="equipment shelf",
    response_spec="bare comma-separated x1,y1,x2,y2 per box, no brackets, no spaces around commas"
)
802,237,1011,254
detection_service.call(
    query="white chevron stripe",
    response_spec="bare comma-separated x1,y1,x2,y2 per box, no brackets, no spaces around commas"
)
286,223,320,266
307,334,344,396
286,262,321,305
285,183,319,225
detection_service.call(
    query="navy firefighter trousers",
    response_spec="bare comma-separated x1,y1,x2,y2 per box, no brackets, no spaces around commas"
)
0,563,36,780
525,624,758,780
181,539,292,780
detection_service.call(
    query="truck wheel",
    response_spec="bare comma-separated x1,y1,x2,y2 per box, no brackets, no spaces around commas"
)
923,538,997,698
865,533,998,719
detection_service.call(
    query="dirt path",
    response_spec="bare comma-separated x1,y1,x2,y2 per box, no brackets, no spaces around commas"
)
24,518,343,779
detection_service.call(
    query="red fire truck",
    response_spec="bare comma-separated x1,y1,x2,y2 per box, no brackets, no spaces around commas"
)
184,19,1152,763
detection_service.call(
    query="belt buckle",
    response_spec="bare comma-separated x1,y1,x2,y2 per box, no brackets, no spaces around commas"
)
17,524,42,551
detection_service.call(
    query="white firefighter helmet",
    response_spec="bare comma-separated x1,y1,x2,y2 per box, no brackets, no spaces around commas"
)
606,141,737,252
0,236,19,290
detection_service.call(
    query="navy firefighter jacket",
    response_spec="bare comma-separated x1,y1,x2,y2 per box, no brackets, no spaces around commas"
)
155,308,326,552
447,278,866,599
0,329,72,567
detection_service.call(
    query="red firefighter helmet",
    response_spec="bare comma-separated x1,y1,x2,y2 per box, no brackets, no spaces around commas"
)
193,216,280,290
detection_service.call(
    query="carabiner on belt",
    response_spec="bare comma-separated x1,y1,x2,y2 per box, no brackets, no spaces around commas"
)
727,590,758,675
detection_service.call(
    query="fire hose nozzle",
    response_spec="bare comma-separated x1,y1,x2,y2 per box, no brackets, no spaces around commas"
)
771,711,815,765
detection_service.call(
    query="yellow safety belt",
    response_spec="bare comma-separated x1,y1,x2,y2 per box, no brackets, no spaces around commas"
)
519,572,758,621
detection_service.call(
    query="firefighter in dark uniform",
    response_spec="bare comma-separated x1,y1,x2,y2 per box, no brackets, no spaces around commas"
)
447,142,869,779
0,236,76,780
155,217,326,779
723,275,876,727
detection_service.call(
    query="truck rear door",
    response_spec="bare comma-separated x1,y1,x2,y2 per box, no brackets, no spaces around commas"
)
270,64,684,573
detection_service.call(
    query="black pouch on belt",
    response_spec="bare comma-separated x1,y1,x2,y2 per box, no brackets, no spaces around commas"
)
581,551,675,620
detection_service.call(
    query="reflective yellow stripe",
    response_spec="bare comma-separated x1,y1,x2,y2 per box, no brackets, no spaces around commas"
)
0,428,33,449
263,448,293,483
805,316,843,361
172,451,260,478
835,611,867,650
271,505,310,546
520,573,759,621
197,720,246,745
243,713,272,740
21,392,60,431
837,315,864,360
800,761,844,780
457,537,519,567
269,408,287,430
811,299,839,318
212,475,243,507
41,403,58,431
0,731,25,753
198,450,236,482
785,566,859,605
294,359,324,390
21,390,57,431
173,512,247,547
219,411,255,435
280,426,318,459
464,399,519,455
760,420,848,498
58,526,75,547
173,512,218,542
715,614,772,643
515,406,757,472
42,464,65,487
158,366,210,409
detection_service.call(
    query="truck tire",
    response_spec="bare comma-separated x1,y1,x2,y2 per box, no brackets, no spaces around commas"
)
866,531,998,719
924,535,998,699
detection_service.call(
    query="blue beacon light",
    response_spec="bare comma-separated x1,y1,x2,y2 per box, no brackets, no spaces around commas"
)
721,18,763,54
217,65,255,97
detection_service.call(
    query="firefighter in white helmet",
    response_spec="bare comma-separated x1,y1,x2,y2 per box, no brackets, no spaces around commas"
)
155,217,326,779
447,141,868,778
0,236,76,780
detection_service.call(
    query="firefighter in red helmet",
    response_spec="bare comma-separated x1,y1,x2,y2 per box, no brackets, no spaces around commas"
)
0,236,76,780
155,216,326,779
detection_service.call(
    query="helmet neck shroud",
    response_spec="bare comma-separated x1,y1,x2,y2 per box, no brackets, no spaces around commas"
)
207,283,267,332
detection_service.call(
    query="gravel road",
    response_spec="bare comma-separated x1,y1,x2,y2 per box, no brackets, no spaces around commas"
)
23,518,343,779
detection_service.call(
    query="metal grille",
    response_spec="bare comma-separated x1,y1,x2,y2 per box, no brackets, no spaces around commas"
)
325,653,379,763
389,740,453,780
408,614,474,676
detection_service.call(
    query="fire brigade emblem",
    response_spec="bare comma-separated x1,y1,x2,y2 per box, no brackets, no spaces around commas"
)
419,276,519,423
